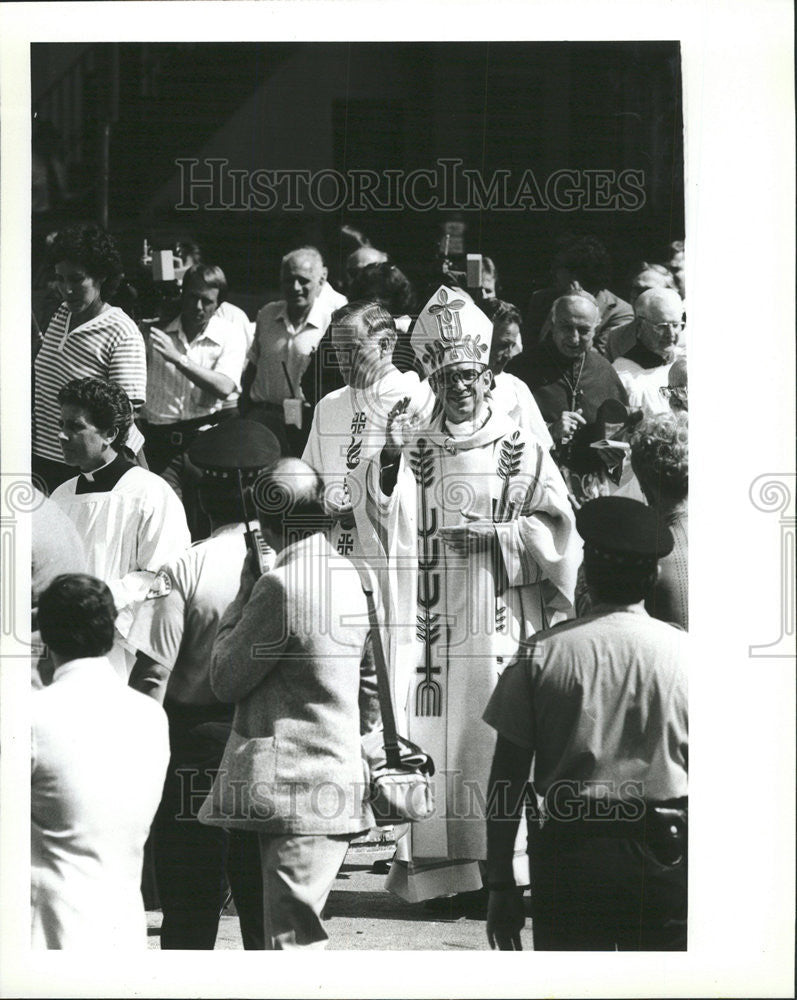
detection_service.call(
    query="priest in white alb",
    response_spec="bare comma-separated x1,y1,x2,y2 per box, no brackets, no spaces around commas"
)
301,300,433,565
350,286,581,903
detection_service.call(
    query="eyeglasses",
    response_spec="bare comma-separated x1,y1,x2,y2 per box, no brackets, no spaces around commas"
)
659,385,688,403
434,368,484,387
649,320,684,334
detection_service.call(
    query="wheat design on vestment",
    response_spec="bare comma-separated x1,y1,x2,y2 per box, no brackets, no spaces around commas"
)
410,438,443,717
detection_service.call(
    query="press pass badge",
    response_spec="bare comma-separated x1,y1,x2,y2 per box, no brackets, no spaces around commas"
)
280,360,302,428
283,398,302,429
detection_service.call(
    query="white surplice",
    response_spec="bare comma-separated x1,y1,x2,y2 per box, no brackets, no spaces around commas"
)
50,467,191,675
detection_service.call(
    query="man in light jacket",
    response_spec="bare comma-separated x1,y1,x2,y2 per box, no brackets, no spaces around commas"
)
199,457,378,950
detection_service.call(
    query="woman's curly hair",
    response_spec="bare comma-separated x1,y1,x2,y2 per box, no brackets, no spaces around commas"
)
630,411,689,504
48,223,124,298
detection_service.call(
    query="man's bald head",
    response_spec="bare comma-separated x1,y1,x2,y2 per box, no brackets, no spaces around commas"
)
252,457,329,544
282,246,325,275
634,287,683,323
635,288,684,361
280,247,326,320
550,292,600,359
553,291,600,325
345,246,388,290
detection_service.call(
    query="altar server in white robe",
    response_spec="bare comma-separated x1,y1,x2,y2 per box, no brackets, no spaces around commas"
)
50,377,190,676
351,286,581,902
302,300,434,564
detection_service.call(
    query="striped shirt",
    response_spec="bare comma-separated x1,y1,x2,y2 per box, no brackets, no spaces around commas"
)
141,314,247,425
33,305,147,463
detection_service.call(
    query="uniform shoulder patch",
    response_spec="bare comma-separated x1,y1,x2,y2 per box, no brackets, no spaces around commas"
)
146,568,173,599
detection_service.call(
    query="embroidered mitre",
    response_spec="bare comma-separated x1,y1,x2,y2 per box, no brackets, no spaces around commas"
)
411,285,493,378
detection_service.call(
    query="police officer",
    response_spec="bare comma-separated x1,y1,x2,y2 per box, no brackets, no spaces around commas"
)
128,418,280,949
482,496,688,951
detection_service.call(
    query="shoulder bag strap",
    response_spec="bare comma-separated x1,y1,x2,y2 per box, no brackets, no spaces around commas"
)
362,584,403,770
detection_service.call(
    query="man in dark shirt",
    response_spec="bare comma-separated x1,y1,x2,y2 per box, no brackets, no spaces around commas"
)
507,291,628,500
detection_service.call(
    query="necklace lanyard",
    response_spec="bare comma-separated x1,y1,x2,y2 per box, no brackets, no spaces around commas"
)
547,346,586,411
565,356,585,410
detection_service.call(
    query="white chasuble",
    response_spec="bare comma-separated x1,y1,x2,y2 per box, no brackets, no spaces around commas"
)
353,407,580,899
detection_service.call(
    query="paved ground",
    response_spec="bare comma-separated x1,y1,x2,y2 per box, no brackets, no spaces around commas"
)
146,843,535,951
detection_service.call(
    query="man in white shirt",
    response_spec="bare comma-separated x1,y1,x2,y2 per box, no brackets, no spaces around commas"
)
612,288,685,418
300,246,389,412
241,247,343,455
140,264,246,534
32,574,169,949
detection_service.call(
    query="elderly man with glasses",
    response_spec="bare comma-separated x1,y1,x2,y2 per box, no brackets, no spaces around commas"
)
351,286,581,909
611,288,686,418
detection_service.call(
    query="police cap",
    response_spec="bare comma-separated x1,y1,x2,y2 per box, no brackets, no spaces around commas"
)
576,496,674,564
188,419,280,481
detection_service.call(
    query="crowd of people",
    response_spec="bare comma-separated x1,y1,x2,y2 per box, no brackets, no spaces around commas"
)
30,222,688,952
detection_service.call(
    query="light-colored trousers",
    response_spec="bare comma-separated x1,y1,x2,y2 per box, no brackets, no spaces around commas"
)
257,832,353,950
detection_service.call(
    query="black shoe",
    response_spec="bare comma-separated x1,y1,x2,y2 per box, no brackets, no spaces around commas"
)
423,888,489,918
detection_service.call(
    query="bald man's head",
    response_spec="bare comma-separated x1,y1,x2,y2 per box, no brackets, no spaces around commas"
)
282,246,324,274
252,457,329,545
280,247,326,320
635,288,684,361
634,287,683,321
345,246,388,290
550,292,600,359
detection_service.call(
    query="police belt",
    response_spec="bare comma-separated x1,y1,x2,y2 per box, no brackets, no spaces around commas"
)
538,798,687,837
535,798,688,864
141,411,227,448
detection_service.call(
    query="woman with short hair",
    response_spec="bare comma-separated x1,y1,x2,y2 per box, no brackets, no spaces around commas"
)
629,411,688,629
33,223,147,494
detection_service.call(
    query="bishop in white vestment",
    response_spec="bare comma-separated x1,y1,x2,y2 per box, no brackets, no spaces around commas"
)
352,287,581,901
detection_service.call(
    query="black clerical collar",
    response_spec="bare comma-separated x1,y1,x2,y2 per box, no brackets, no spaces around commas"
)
75,452,135,494
624,340,669,370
